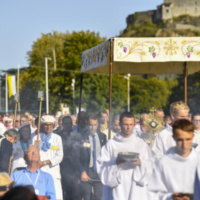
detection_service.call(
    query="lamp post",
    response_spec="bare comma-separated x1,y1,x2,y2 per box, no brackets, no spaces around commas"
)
124,73,131,112
71,78,75,114
45,57,51,114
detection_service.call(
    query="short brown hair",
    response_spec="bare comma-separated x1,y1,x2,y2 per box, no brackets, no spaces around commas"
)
172,119,194,136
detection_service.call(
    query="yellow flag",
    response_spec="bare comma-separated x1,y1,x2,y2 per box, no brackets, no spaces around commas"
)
7,75,16,98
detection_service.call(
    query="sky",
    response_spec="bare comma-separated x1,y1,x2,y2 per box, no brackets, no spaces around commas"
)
0,0,163,71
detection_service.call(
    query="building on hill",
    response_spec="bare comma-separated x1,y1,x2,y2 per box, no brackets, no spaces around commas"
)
127,0,200,25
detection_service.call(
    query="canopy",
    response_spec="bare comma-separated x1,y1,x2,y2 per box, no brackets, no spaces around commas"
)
81,37,200,75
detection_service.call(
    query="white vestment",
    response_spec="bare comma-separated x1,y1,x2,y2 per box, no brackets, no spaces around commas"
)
96,133,153,200
194,157,200,200
152,124,200,161
148,148,198,200
32,133,63,200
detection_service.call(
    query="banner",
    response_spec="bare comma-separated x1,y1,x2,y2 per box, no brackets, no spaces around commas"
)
7,75,16,98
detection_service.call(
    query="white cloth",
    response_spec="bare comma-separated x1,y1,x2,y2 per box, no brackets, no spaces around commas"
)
148,148,199,200
11,140,31,173
194,157,200,200
152,124,200,161
133,124,142,137
32,133,63,200
96,133,153,200
0,122,6,135
195,130,200,143
41,115,55,124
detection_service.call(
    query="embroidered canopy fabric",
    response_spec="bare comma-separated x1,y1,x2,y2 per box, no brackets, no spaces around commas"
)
81,37,200,75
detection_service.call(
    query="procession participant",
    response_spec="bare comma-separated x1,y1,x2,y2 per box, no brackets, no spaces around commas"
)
192,113,200,142
59,116,80,200
11,145,56,199
11,123,32,172
97,112,153,200
14,114,21,130
20,115,29,125
0,129,20,173
71,114,77,127
32,115,63,200
133,113,148,137
98,110,115,140
0,120,6,135
72,114,107,200
148,119,198,200
72,111,88,137
54,115,64,134
112,115,121,134
0,172,14,197
164,115,171,127
156,109,165,118
152,101,200,161
3,117,12,130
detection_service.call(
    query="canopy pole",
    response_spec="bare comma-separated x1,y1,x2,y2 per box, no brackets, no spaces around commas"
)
78,73,83,132
109,38,113,140
184,62,187,105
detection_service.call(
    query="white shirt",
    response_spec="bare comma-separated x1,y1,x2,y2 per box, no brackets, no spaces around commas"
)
152,124,200,161
97,133,153,200
148,148,199,200
0,122,6,135
32,133,63,179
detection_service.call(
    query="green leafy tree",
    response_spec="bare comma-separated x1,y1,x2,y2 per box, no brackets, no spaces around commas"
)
129,76,178,113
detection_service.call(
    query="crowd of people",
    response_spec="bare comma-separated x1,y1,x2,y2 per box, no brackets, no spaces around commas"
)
0,101,200,200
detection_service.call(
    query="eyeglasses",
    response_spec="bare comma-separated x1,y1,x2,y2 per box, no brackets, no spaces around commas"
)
43,124,53,127
5,121,11,123
15,120,20,123
0,182,15,191
193,120,200,123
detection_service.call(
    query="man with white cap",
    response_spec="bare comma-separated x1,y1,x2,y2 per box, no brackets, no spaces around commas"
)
32,115,63,200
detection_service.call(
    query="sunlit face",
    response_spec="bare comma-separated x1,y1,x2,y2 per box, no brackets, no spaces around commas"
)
72,116,77,126
173,129,194,157
171,109,189,124
112,120,121,133
26,146,40,163
5,121,11,128
42,122,54,135
193,115,200,131
88,119,99,134
62,118,72,133
120,117,134,138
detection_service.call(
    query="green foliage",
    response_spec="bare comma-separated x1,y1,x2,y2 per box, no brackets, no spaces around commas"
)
168,72,200,114
129,76,178,113
132,12,139,24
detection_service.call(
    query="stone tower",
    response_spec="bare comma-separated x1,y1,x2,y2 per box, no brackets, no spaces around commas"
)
158,0,200,20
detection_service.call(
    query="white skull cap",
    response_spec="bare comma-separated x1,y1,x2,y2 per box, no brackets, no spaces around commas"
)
41,115,55,124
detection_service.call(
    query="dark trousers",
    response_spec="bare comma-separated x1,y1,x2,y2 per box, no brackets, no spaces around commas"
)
80,168,102,200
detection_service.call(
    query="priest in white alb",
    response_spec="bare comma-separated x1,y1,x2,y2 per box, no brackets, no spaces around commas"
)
148,119,199,200
96,112,153,200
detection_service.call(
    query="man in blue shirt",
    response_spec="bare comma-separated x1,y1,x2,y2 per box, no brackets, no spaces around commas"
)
11,145,56,200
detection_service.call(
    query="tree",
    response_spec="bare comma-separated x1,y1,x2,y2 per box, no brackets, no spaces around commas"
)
129,76,177,114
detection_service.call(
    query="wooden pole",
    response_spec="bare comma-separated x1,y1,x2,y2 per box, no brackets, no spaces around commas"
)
184,62,187,104
13,102,18,128
78,74,83,132
37,99,43,141
108,38,113,140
